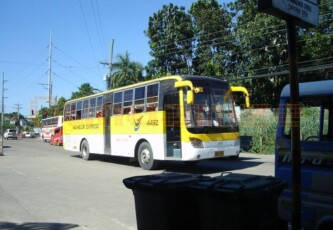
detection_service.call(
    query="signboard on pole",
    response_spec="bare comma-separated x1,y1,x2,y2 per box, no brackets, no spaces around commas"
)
258,0,319,28
258,0,319,229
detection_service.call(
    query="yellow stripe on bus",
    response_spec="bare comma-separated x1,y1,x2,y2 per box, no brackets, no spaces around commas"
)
63,118,105,135
111,111,166,134
181,129,240,142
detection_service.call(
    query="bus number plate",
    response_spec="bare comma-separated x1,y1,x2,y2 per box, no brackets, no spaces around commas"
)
215,151,224,157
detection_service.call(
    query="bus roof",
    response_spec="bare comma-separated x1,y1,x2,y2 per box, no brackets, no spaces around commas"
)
280,80,333,98
65,75,228,103
41,115,63,121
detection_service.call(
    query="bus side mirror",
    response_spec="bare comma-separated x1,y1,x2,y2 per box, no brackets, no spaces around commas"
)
174,80,194,105
245,95,250,109
187,90,194,105
230,86,250,108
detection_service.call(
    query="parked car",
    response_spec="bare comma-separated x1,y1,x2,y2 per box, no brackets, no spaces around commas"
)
4,129,17,140
50,126,63,146
23,132,35,138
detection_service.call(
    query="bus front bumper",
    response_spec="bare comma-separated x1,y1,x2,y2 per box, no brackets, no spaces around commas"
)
181,140,240,161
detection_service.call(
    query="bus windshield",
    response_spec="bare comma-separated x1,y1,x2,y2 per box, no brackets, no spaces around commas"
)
277,97,333,169
185,79,238,134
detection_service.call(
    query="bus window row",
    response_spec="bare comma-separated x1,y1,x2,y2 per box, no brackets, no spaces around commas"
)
64,96,103,121
112,83,159,115
64,83,159,120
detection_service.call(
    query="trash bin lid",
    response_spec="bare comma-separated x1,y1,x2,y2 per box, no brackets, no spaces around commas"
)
123,172,209,191
190,173,286,198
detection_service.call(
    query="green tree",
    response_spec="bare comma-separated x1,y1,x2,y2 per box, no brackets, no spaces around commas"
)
71,83,96,100
189,0,233,76
230,0,333,106
110,51,144,88
229,0,289,106
56,97,67,115
145,3,194,76
299,0,333,81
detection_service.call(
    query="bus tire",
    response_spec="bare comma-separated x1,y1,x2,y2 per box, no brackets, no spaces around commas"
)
183,161,198,167
137,142,158,170
229,151,240,160
81,140,91,160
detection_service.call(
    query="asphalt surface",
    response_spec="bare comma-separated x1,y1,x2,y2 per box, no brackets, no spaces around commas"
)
0,138,275,230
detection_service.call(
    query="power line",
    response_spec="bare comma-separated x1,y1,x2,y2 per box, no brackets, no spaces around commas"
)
78,0,99,65
53,45,101,75
228,62,333,81
94,0,107,59
90,0,106,59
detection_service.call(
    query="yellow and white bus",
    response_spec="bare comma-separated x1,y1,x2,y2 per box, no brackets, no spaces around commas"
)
63,75,249,170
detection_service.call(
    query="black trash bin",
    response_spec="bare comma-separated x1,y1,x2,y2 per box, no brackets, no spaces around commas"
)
123,172,208,230
190,173,287,230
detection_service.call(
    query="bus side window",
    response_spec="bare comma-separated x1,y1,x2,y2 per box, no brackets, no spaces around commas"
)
123,89,133,114
147,83,159,112
96,96,103,117
70,103,76,120
82,100,89,119
113,92,123,115
76,101,82,120
89,97,96,118
64,104,70,121
76,111,81,120
134,86,145,113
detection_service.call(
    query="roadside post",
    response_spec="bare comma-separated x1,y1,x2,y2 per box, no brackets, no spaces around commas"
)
1,73,5,156
0,135,3,156
258,1,319,229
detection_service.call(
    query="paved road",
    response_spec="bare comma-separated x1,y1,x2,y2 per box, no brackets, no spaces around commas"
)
0,138,275,230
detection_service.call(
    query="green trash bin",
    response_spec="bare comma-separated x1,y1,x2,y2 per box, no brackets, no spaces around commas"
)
123,172,209,230
190,173,287,230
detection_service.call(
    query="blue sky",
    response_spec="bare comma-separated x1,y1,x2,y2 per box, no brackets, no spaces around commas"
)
1,0,229,116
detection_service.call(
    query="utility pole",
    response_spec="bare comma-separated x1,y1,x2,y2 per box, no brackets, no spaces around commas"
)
100,39,114,90
14,103,22,134
14,103,22,120
1,73,7,156
48,30,53,108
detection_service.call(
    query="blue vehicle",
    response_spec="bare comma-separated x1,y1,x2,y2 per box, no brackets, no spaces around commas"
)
275,80,333,229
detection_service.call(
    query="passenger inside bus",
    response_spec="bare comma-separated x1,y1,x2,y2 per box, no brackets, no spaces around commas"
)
96,111,102,117
76,111,81,120
134,105,144,113
147,103,158,112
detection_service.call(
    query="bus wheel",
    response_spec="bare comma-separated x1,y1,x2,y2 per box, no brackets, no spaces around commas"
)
183,161,198,167
229,151,240,160
138,142,158,170
81,140,91,160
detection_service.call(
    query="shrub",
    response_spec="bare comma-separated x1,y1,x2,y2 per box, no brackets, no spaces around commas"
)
240,107,321,154
240,109,276,154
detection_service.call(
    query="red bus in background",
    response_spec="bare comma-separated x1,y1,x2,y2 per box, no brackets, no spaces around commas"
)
40,116,63,142
50,126,63,146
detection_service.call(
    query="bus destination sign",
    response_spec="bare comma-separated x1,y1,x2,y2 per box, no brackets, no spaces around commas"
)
258,0,319,28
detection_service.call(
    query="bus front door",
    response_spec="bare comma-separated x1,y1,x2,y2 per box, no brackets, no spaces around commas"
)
104,103,112,153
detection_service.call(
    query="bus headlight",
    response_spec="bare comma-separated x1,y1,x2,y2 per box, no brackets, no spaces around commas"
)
234,139,240,146
190,138,203,148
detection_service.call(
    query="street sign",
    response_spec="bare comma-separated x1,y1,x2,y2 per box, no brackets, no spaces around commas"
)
258,1,319,229
258,0,319,28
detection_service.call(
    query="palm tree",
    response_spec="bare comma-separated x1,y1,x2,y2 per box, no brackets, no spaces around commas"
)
110,51,144,88
71,83,97,99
